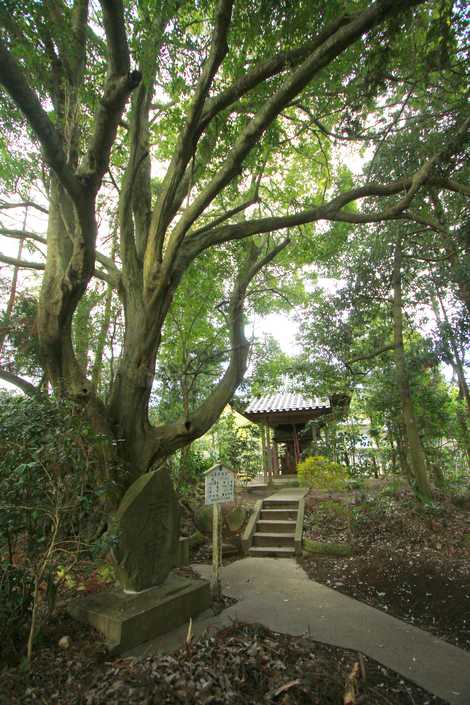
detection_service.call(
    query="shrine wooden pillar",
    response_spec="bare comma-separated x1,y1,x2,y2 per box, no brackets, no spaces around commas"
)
292,424,301,468
260,423,269,483
272,440,280,477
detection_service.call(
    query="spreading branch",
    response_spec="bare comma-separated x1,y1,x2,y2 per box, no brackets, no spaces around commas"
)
347,344,395,364
197,13,353,133
158,0,425,275
0,369,41,397
0,42,81,200
0,251,116,286
184,162,469,261
146,0,234,271
79,0,141,190
144,238,289,465
0,201,48,215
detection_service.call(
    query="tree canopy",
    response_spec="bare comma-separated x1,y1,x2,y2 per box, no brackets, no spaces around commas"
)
0,0,469,501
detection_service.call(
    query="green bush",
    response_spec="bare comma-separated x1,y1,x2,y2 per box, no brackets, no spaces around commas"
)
0,392,109,663
297,455,348,491
0,560,34,663
303,538,352,557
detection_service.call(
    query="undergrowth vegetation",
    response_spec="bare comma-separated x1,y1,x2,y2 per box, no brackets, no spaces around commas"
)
0,393,112,665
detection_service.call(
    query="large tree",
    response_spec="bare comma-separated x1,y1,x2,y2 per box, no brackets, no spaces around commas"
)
0,0,468,500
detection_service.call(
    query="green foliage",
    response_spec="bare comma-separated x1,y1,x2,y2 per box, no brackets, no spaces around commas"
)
0,392,110,661
297,455,348,491
170,446,213,497
0,560,34,663
0,292,42,379
380,478,406,498
303,538,352,557
212,413,261,479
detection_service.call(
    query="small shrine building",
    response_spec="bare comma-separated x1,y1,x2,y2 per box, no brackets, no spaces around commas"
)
244,392,346,481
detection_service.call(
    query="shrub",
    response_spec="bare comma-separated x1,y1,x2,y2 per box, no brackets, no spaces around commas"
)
297,455,348,491
303,538,353,557
0,560,34,663
0,392,109,663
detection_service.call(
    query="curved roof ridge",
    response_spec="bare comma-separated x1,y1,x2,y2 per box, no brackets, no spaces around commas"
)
245,392,329,414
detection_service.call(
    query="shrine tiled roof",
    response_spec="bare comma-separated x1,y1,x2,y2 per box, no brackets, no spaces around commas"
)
245,393,330,415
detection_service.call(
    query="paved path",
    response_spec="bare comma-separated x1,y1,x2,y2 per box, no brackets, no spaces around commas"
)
131,557,470,705
264,486,309,501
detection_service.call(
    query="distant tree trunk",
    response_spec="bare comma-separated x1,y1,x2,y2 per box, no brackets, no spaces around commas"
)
395,422,414,481
430,286,470,470
429,190,470,317
92,227,118,393
456,398,470,471
74,296,96,375
386,425,398,473
432,285,470,418
392,240,432,499
430,461,446,489
0,207,28,354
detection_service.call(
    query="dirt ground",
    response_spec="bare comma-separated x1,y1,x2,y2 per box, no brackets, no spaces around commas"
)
300,485,470,651
3,482,469,704
1,620,448,705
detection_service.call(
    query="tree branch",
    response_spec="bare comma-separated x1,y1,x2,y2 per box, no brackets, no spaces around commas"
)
347,344,395,364
0,251,115,286
99,0,131,75
0,227,47,245
0,201,48,215
143,238,289,464
197,13,353,133
155,0,425,280
191,188,259,237
146,0,234,272
0,253,45,271
79,0,141,190
184,166,468,259
0,227,120,282
0,41,81,200
0,369,41,397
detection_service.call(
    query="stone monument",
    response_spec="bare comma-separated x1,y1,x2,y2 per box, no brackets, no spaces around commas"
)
112,467,179,592
68,466,211,653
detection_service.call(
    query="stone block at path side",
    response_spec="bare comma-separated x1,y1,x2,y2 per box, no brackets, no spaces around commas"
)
112,467,180,592
67,574,211,654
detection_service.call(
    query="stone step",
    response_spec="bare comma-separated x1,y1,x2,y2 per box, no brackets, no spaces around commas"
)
248,546,296,557
260,508,297,521
253,532,295,547
263,499,299,509
256,520,297,533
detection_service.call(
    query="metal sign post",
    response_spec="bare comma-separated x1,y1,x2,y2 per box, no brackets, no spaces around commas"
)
204,464,235,601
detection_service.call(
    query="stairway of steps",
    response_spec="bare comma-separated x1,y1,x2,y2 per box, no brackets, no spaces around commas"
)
248,498,299,557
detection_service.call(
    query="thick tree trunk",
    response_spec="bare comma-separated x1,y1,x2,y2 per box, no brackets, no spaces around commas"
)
37,178,96,397
392,241,432,499
395,422,414,481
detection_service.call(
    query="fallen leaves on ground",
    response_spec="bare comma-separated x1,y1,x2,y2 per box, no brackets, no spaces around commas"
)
301,488,470,649
1,622,447,705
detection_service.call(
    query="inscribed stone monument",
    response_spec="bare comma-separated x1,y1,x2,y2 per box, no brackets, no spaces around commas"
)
112,466,180,592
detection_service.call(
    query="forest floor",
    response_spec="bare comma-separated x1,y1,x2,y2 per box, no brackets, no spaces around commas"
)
2,618,449,705
300,483,470,651
2,481,469,705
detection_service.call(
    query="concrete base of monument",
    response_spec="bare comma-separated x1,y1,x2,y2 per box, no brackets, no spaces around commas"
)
67,573,211,654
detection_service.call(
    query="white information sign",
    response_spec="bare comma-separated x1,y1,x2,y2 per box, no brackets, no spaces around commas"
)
204,464,235,505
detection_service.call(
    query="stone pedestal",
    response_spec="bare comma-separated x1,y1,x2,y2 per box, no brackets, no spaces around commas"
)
67,574,211,654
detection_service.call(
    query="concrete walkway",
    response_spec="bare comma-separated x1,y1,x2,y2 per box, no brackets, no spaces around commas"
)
131,558,470,705
264,486,309,501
